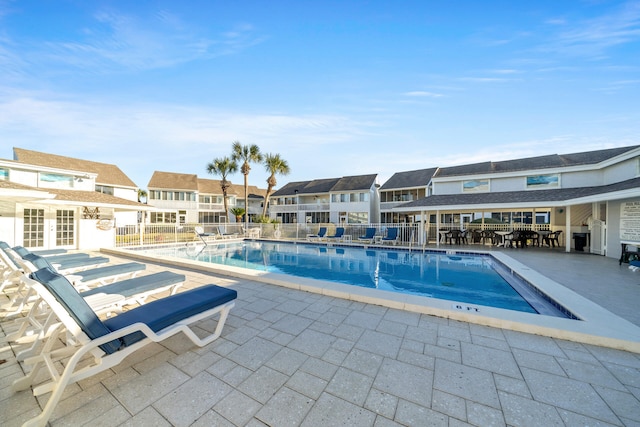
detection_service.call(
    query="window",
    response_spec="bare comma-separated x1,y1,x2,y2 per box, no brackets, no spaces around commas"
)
463,179,489,193
39,173,73,188
347,212,368,224
24,208,44,247
199,212,224,223
0,168,8,180
56,209,74,246
306,212,330,223
278,212,297,223
526,174,559,189
95,185,114,196
150,212,176,223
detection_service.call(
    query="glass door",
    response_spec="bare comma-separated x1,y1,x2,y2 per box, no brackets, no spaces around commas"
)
56,209,75,247
23,208,45,248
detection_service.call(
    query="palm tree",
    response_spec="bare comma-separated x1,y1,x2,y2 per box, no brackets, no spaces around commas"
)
262,153,290,218
231,141,262,227
206,156,238,223
230,207,246,223
137,189,148,203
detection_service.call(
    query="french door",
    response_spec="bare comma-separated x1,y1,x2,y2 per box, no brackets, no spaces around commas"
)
23,208,75,249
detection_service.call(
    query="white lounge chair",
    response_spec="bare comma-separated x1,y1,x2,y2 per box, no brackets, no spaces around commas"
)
13,267,237,427
381,228,399,245
307,227,328,241
194,225,219,245
2,252,109,315
8,270,187,361
66,262,147,290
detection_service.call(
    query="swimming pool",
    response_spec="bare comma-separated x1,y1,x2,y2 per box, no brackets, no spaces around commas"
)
138,241,571,318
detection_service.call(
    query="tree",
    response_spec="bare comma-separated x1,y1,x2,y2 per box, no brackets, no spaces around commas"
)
231,141,262,227
262,153,290,218
206,157,238,223
230,207,246,223
137,189,148,203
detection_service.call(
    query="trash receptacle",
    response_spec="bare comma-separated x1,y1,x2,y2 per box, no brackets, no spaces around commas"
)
573,233,587,251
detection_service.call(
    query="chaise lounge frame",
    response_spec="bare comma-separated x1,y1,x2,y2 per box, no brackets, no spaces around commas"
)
13,268,237,427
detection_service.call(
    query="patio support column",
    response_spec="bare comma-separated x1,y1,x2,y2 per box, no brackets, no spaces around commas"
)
436,209,441,247
565,205,571,253
419,210,425,245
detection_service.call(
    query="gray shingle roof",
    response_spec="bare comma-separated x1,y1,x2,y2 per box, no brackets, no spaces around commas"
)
434,145,640,178
272,174,377,196
396,177,640,210
271,181,312,197
380,168,438,190
332,174,377,192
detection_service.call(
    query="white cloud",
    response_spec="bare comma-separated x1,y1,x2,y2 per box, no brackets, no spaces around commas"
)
542,1,640,58
404,91,443,98
0,89,373,187
6,9,266,75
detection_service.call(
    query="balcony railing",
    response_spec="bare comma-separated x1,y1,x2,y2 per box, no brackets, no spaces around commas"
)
270,203,330,213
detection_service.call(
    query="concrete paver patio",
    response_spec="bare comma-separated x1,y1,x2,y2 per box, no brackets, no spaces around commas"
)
1,249,640,426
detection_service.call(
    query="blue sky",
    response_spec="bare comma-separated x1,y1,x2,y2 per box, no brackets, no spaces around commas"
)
1,0,639,190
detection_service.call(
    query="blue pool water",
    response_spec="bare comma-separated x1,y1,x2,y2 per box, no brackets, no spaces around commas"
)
140,241,570,317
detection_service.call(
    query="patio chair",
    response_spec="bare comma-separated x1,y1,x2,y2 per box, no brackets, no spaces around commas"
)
194,226,219,244
307,226,327,241
30,248,68,256
382,227,399,245
0,243,25,294
244,227,261,238
470,230,482,243
446,230,463,245
13,267,237,427
481,230,495,245
13,247,110,275
524,230,540,247
327,227,345,241
358,227,376,243
543,230,562,247
12,246,91,264
2,253,127,316
217,226,238,239
13,250,109,275
8,270,187,360
502,232,515,248
66,262,147,290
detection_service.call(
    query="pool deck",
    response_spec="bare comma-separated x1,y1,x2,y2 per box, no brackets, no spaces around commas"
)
2,245,640,426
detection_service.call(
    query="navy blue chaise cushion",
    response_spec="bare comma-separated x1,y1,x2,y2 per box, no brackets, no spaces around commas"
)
31,267,237,355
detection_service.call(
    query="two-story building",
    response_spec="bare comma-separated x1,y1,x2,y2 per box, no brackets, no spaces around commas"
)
146,171,265,224
1,148,146,250
392,145,640,259
269,174,380,224
379,167,437,223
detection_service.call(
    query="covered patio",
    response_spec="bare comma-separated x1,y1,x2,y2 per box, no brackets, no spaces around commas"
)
394,177,640,258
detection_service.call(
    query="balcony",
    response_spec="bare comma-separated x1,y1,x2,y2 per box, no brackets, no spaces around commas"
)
271,203,330,213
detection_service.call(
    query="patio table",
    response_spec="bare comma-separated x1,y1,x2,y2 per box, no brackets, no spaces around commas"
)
494,231,512,247
538,230,552,246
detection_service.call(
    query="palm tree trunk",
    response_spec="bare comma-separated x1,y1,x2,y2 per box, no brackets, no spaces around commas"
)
262,186,273,217
244,172,249,229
